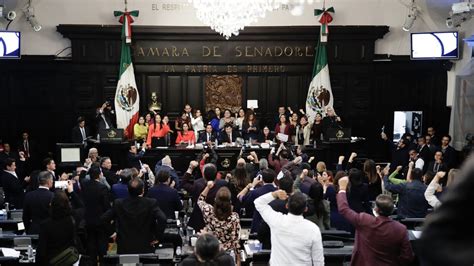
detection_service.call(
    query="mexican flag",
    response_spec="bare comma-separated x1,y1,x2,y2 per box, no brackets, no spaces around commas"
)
114,10,139,139
305,40,334,122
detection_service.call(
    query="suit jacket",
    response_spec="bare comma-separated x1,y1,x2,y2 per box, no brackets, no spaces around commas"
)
96,109,116,131
101,197,167,254
384,177,430,218
337,192,414,266
36,216,76,265
146,184,183,219
81,179,110,226
322,116,342,136
22,188,54,234
127,150,144,171
102,168,119,186
426,161,448,174
0,170,25,208
418,145,433,165
441,145,456,169
242,184,277,233
198,131,217,143
71,126,90,144
219,131,238,144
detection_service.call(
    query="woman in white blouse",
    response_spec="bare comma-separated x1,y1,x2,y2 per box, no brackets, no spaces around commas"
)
191,109,205,138
235,108,246,131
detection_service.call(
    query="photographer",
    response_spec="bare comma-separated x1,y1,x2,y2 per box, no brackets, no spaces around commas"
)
96,101,116,132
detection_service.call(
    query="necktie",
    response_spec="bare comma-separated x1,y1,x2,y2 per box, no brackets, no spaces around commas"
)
229,134,232,142
434,163,439,172
24,141,29,158
81,127,86,141
207,133,210,142
102,114,110,129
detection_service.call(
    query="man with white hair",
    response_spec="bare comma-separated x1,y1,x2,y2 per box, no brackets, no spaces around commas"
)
154,155,179,187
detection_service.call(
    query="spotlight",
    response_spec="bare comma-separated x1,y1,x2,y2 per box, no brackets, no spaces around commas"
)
6,11,17,21
446,12,472,28
24,8,41,32
402,5,417,32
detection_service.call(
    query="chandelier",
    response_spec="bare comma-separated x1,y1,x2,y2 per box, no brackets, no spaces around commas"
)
188,0,320,40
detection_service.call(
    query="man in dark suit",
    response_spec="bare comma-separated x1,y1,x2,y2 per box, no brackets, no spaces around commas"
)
427,126,440,146
337,176,414,266
0,158,27,208
239,169,277,233
187,163,227,231
18,132,37,173
96,101,116,132
426,151,448,174
22,171,54,234
198,124,217,144
146,170,183,219
101,178,167,254
0,143,17,167
417,136,432,164
219,124,237,144
384,168,431,218
81,166,110,265
71,116,90,145
127,144,145,171
100,157,119,185
425,135,439,154
440,135,456,169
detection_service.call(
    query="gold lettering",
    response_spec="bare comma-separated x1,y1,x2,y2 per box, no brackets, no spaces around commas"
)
164,65,176,72
235,46,243,57
245,46,254,57
172,46,179,57
254,47,263,57
185,65,190,72
262,65,267,72
213,46,221,57
162,48,170,56
202,46,211,57
295,47,303,56
203,65,208,72
274,47,283,57
306,46,314,57
269,65,274,72
247,65,252,72
227,65,237,73
284,47,293,56
182,48,189,57
146,47,158,56
137,47,145,57
264,48,272,57
253,66,258,72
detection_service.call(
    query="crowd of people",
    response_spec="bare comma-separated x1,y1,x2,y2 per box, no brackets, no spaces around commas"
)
0,103,472,265
91,103,344,148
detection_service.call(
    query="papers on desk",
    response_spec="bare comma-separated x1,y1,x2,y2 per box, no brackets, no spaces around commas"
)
260,143,270,149
244,240,262,256
277,133,288,142
17,222,25,231
1,248,20,258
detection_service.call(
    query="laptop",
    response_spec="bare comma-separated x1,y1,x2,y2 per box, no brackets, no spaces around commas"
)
325,128,351,142
99,128,124,143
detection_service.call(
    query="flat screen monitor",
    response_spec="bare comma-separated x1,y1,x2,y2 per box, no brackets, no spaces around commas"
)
393,111,423,143
0,31,21,59
411,31,459,60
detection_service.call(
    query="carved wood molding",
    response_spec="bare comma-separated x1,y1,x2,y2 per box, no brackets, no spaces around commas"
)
205,75,242,113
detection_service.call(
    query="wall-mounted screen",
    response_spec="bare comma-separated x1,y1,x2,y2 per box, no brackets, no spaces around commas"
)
411,31,459,60
0,31,21,59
